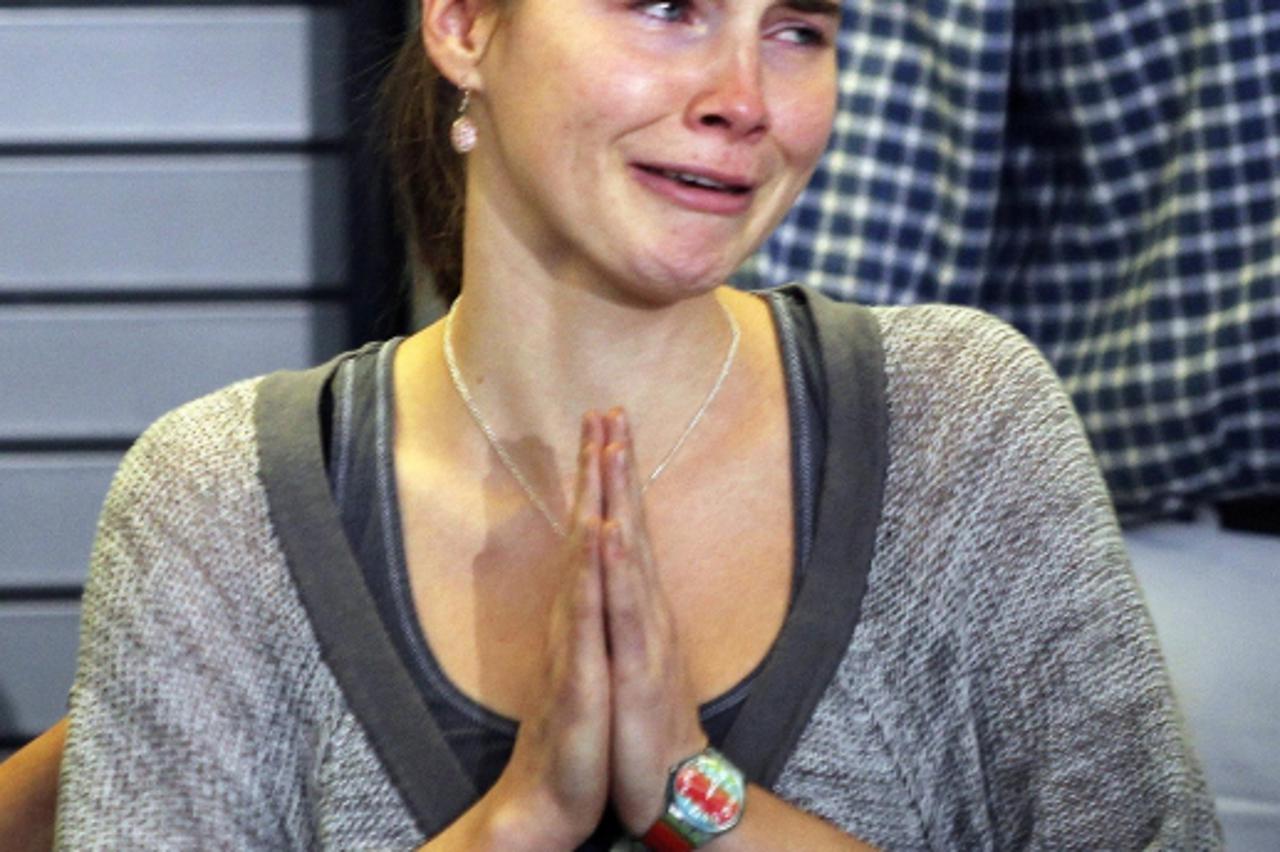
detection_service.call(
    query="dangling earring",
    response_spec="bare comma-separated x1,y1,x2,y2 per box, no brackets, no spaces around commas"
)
450,88,478,154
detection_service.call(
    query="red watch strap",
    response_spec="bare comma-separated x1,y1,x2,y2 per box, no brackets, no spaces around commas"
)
641,817,694,852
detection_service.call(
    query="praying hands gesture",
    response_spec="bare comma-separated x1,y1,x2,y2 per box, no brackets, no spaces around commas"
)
425,407,706,850
502,407,708,847
426,410,872,852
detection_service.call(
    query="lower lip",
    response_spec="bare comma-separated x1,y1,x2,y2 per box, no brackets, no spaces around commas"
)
630,166,754,216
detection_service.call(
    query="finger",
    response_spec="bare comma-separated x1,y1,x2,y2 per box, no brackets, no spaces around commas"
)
601,411,638,535
553,413,607,705
600,411,671,672
602,519,649,677
571,411,604,536
568,518,607,667
602,410,655,574
550,422,601,658
550,516,607,700
612,409,646,510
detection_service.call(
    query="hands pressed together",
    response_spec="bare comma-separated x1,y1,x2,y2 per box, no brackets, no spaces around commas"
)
463,408,709,850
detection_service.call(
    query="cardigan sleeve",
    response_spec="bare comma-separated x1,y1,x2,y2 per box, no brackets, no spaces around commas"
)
55,380,325,849
904,309,1222,849
781,306,1222,849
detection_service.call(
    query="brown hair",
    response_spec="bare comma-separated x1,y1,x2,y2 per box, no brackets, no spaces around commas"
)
381,32,467,306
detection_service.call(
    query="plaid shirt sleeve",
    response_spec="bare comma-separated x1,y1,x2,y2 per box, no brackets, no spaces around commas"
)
739,1,1280,524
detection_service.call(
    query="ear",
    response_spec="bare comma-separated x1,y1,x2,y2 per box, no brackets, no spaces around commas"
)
420,0,502,92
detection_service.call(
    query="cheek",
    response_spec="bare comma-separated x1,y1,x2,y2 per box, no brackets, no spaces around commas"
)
549,59,677,193
571,52,676,135
772,78,837,167
789,103,836,166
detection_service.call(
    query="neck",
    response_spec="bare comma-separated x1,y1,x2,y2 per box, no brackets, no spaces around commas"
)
414,173,755,522
444,279,738,493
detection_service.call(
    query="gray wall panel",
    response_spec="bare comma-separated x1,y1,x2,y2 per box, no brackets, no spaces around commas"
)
0,453,121,590
0,303,347,440
0,7,346,143
0,603,80,739
0,155,348,291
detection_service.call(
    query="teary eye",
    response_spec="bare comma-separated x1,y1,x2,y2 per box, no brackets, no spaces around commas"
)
635,0,693,24
773,24,828,47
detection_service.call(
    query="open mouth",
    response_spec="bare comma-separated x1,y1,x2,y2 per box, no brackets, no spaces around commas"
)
635,164,752,195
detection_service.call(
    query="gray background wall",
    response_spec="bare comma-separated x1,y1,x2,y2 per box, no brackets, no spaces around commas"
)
0,2,406,755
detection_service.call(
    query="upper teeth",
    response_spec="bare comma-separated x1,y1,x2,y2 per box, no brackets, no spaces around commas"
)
665,170,730,190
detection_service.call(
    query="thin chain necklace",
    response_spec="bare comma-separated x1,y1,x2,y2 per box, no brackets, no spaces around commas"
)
442,300,741,537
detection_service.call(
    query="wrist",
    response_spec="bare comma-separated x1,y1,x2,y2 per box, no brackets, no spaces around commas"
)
637,747,746,851
474,779,589,852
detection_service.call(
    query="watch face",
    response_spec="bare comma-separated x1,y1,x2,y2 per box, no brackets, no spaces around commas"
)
671,752,745,834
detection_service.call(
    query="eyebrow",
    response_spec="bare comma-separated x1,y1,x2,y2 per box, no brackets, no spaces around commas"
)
781,0,841,17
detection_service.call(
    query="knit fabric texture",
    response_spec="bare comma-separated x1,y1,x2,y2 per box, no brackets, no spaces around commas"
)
56,305,1219,849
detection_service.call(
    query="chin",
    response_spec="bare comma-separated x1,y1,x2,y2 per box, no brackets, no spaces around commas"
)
620,247,740,305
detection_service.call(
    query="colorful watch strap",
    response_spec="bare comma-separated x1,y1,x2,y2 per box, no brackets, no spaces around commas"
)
641,816,698,852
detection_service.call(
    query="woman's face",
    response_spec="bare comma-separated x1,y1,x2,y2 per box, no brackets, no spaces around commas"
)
470,0,839,302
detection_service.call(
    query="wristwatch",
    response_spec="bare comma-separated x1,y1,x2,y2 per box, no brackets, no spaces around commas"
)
639,747,746,851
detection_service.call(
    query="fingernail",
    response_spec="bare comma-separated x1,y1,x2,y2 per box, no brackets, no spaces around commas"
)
605,442,624,470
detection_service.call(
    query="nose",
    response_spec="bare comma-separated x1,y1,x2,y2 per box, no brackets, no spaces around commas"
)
689,46,769,139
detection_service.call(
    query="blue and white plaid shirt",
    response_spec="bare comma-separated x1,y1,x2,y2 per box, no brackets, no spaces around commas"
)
742,1,1280,524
